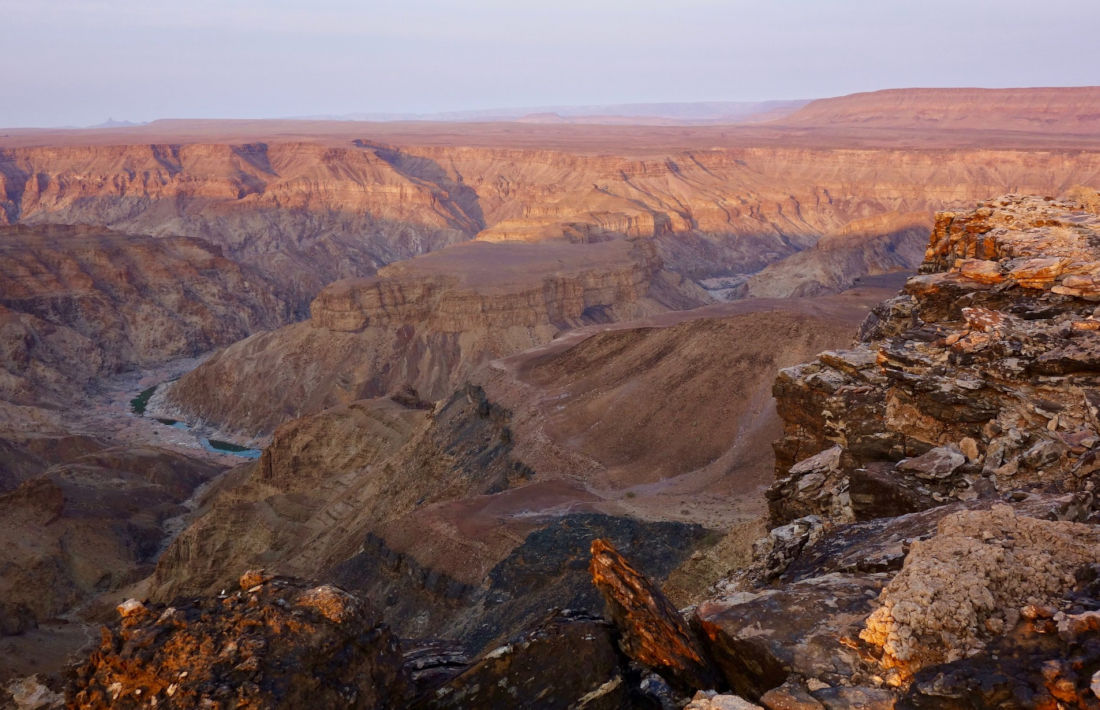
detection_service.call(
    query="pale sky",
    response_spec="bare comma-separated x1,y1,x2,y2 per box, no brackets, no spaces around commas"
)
3,0,1098,127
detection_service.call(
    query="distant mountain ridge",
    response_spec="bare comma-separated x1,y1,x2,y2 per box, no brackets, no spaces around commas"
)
780,86,1100,131
291,99,810,125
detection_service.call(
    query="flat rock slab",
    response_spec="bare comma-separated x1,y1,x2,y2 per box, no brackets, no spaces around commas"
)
693,573,890,700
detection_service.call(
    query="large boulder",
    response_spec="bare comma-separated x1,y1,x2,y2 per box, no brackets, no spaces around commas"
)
693,573,889,700
413,611,637,710
859,505,1100,685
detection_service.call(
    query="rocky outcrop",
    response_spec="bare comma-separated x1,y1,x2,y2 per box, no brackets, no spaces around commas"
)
331,513,708,652
590,538,721,692
770,194,1100,528
678,192,1100,705
411,611,636,709
68,572,408,709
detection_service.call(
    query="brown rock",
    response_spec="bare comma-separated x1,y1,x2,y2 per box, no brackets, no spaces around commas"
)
859,505,1100,683
694,573,888,699
238,569,269,590
895,446,966,481
413,611,633,710
769,194,1100,530
759,681,826,709
590,538,721,692
956,259,1003,284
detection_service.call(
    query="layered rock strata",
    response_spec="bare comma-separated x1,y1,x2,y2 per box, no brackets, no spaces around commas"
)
769,193,1100,527
5,132,1100,311
0,225,287,412
157,238,707,437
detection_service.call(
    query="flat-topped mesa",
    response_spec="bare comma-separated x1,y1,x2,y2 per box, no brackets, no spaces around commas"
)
157,238,700,436
768,190,1100,528
310,239,661,332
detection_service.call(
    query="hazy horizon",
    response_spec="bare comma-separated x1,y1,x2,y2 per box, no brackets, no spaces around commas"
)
6,0,1100,128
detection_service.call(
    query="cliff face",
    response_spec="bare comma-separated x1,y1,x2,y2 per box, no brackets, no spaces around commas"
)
769,193,1100,526
5,138,1100,312
0,143,471,310
672,192,1100,706
0,224,288,412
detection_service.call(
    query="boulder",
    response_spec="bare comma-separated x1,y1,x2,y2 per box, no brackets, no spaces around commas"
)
590,538,722,692
693,573,889,699
413,611,635,710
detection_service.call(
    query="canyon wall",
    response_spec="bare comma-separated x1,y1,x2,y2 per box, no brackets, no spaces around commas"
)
155,238,709,437
146,286,886,654
0,224,288,416
5,138,1100,314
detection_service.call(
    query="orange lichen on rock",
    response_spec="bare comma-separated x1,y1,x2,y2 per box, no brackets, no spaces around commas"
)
68,575,407,709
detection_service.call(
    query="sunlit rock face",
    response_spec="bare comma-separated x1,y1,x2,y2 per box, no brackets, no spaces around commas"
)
680,192,1100,705
156,237,702,438
770,193,1100,528
67,572,409,709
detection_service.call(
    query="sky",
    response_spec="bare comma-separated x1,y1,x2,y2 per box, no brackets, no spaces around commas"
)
3,0,1099,127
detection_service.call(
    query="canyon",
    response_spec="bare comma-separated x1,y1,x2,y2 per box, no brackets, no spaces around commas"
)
2,88,1100,707
45,189,1100,709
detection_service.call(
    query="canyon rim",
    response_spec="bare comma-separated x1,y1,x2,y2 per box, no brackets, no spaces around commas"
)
5,2,1100,708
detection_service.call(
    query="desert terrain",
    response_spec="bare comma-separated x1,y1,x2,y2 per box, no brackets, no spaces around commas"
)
3,87,1100,707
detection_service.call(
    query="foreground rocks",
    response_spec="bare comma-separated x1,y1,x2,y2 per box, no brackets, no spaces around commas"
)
592,193,1100,707
69,572,408,709
66,573,672,710
590,539,721,692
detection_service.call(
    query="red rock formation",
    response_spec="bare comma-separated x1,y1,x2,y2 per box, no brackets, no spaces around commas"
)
590,539,721,692
4,122,1100,310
